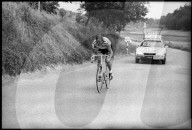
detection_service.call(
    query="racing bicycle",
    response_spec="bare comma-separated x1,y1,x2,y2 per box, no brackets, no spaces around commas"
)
90,53,111,93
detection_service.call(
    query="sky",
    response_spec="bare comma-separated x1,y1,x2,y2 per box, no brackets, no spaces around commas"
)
58,2,191,19
145,2,191,19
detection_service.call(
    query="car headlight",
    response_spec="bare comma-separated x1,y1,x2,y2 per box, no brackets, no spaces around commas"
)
136,51,143,55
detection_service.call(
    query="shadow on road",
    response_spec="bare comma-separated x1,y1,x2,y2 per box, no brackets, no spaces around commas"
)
121,58,163,65
140,61,163,65
55,68,108,128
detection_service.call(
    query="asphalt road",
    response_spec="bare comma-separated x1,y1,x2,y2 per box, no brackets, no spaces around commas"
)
2,48,191,129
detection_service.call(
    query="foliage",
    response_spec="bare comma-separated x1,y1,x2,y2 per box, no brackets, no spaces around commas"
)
160,4,191,31
80,2,148,33
28,1,59,14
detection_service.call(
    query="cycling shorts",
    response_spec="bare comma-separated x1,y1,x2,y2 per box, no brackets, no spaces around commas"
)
98,44,114,58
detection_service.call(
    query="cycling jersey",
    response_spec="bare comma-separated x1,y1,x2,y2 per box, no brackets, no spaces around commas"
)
93,37,113,55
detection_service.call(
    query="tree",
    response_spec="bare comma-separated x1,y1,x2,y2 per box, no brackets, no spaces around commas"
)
41,2,59,14
159,4,191,31
28,1,59,14
80,2,148,33
147,18,154,27
160,16,166,25
182,15,191,31
59,8,66,19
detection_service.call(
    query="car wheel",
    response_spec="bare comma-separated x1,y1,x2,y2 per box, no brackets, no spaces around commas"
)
135,58,139,63
162,57,166,64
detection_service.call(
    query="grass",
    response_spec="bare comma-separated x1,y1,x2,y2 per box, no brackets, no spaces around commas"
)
164,41,191,52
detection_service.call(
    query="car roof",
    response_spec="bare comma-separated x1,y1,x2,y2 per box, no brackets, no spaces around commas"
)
139,39,165,46
143,39,162,42
144,34,162,41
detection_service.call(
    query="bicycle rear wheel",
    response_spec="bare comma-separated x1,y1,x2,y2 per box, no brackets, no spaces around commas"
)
96,65,104,93
104,67,110,89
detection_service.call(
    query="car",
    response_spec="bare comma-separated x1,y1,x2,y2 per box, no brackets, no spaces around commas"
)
135,34,168,64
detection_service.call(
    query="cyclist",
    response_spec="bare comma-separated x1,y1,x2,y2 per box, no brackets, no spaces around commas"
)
92,35,114,80
125,37,132,55
126,41,129,55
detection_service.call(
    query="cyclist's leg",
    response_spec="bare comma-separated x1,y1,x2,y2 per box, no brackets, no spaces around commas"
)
108,44,114,73
106,55,114,79
97,52,102,78
106,56,114,72
126,47,129,55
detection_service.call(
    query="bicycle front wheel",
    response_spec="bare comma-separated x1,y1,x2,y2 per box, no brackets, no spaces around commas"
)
96,65,104,93
104,67,110,89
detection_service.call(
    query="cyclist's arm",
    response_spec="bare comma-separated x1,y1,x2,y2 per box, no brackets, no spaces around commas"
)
92,40,104,50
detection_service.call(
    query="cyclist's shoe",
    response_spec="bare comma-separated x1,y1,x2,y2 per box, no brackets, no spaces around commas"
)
109,72,113,80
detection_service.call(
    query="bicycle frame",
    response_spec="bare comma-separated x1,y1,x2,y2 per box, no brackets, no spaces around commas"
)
91,53,110,93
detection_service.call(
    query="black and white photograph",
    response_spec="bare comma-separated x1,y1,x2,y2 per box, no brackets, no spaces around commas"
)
2,1,191,129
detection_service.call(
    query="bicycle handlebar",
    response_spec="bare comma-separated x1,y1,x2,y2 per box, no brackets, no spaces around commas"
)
90,54,109,63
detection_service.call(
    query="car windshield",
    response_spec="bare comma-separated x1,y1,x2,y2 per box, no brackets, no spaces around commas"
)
125,37,131,41
141,40,164,47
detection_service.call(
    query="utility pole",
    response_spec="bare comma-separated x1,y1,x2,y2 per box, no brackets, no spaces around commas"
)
143,22,146,40
38,1,40,12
